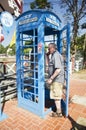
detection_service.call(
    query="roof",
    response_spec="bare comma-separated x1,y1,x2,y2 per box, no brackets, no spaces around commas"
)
17,10,61,23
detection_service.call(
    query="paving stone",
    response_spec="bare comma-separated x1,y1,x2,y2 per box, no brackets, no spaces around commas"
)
71,95,86,106
77,117,86,127
71,117,86,130
0,79,86,130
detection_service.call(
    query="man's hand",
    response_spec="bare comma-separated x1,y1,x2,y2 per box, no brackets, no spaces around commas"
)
47,78,52,84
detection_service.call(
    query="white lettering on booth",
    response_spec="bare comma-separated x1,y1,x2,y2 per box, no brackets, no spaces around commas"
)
19,17,38,25
46,17,59,27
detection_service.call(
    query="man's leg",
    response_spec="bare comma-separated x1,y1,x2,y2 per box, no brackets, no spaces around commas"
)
51,99,62,117
50,82,63,117
55,99,62,113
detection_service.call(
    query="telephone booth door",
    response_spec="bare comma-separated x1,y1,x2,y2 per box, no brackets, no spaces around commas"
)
16,25,51,118
58,24,70,117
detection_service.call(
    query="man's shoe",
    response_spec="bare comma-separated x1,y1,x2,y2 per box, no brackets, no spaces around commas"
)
56,112,62,117
50,112,62,117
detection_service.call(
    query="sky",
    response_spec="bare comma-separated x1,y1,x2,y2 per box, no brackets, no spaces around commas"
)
1,0,86,47
23,0,64,24
23,0,86,38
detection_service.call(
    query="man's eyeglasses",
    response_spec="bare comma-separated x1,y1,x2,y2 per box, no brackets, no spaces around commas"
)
48,47,52,50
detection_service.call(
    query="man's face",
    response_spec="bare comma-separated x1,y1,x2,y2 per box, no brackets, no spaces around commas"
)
48,44,55,54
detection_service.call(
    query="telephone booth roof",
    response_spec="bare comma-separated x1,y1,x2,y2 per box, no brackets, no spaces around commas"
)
16,10,62,35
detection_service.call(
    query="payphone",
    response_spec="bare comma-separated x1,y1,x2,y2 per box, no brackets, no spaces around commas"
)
16,10,70,118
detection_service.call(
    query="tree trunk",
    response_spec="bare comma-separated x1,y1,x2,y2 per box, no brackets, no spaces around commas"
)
83,34,86,68
73,17,79,55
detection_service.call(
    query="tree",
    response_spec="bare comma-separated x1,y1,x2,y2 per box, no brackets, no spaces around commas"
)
30,0,51,10
10,44,16,55
82,23,86,29
81,23,86,63
58,0,86,53
0,44,5,54
77,34,86,66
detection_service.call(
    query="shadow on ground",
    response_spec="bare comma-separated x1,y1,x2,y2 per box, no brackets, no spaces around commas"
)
68,115,86,130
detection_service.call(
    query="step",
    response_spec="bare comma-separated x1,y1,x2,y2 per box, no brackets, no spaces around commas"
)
1,93,17,102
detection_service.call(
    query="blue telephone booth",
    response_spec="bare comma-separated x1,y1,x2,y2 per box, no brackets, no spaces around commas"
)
16,10,70,118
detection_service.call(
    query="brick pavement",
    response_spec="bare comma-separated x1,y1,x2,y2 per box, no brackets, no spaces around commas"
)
0,78,86,130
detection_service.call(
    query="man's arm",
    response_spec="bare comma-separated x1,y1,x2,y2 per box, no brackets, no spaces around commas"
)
50,68,61,80
47,68,61,84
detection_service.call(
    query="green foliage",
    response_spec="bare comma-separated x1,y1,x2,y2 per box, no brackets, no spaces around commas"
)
25,40,33,45
30,0,51,9
10,44,16,55
45,44,48,52
23,48,32,54
23,40,33,55
30,2,36,9
77,34,86,62
77,34,85,51
0,43,16,56
82,23,86,29
58,0,86,53
0,39,34,56
71,34,86,62
0,44,6,54
5,45,9,51
7,49,13,56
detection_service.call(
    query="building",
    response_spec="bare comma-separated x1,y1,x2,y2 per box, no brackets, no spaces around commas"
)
0,0,23,17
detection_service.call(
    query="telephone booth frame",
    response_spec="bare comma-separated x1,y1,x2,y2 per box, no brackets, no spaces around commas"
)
16,10,70,118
